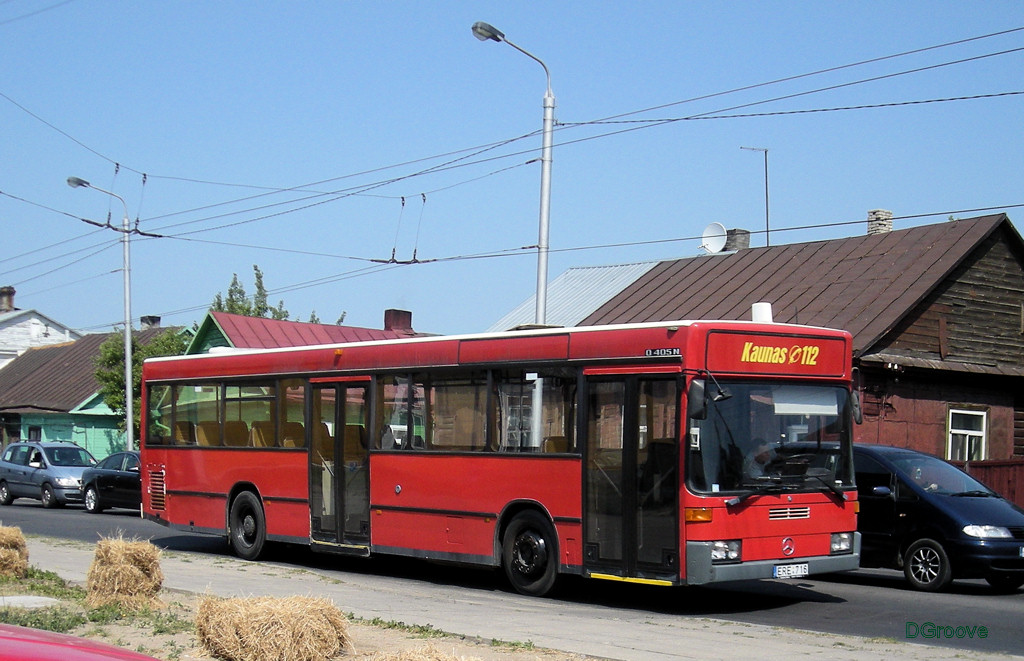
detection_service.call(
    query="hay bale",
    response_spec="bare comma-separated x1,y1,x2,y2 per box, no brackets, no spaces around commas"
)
196,595,353,661
0,525,28,578
85,535,163,610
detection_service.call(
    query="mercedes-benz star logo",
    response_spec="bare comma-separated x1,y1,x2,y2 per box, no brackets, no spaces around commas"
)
781,537,795,556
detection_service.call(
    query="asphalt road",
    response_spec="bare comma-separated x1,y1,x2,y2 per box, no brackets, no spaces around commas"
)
2,500,1022,656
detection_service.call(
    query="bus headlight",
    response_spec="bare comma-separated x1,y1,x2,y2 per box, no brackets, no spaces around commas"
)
830,532,853,554
710,540,741,563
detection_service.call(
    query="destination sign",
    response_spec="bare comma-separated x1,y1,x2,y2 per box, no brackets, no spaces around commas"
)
705,331,848,377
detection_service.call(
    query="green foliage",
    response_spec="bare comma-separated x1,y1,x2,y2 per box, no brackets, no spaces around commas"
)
211,265,290,320
0,606,87,633
94,328,189,440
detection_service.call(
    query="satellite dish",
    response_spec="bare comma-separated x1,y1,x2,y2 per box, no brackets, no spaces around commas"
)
701,222,728,253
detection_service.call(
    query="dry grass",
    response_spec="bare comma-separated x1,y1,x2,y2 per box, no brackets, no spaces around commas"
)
196,595,353,661
0,525,28,578
369,644,483,661
85,535,163,610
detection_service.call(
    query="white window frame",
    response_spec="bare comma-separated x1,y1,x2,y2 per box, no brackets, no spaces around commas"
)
946,408,987,461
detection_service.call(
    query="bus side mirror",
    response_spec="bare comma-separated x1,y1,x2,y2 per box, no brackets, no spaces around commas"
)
687,379,707,420
850,389,863,425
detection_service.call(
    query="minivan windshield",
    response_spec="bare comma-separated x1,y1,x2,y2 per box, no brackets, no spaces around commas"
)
43,446,95,467
889,452,994,496
686,382,854,495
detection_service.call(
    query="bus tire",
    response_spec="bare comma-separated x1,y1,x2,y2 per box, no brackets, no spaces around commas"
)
502,510,558,597
229,491,266,560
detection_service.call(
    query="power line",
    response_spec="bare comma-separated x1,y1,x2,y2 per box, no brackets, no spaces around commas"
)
74,202,1024,332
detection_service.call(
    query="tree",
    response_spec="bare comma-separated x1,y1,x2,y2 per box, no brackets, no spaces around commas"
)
94,328,189,442
212,265,289,320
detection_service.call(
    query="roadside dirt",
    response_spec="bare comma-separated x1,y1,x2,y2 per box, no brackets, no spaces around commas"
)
65,589,596,661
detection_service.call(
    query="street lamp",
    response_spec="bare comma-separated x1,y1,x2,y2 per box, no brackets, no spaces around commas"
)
740,147,770,247
472,21,555,326
67,176,134,451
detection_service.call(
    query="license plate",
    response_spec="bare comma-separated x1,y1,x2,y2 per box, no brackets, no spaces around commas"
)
773,563,809,579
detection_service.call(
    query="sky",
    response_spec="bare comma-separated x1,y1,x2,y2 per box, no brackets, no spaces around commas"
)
2,1,1023,337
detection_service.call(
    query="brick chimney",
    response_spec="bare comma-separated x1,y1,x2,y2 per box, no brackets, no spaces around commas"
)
725,228,751,251
384,309,413,333
0,286,15,312
867,209,893,235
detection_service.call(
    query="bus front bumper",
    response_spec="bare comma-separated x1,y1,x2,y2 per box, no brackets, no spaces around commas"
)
685,533,861,585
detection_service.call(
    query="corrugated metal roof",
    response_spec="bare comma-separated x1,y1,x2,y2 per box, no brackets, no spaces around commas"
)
582,215,1015,354
0,328,167,413
207,311,415,350
486,261,659,332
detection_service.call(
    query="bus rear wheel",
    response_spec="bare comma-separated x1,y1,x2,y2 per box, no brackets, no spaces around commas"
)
502,511,558,597
229,492,266,560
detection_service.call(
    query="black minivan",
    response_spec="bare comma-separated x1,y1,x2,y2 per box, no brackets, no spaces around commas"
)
854,444,1024,592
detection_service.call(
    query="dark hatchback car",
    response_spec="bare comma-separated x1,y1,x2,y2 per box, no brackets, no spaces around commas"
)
854,444,1024,592
81,451,141,514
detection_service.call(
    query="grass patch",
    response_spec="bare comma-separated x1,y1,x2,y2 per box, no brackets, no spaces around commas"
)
359,616,448,639
491,638,536,651
0,566,86,600
0,606,87,633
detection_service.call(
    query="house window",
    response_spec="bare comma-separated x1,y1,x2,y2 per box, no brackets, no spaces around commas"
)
27,426,41,441
947,408,986,461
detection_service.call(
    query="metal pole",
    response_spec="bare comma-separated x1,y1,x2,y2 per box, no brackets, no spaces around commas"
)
741,147,769,247
67,177,134,451
472,22,554,325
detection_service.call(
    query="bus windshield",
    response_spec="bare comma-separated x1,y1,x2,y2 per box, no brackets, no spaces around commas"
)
686,382,854,495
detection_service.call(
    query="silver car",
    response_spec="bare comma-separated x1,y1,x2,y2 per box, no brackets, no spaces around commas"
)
0,441,97,508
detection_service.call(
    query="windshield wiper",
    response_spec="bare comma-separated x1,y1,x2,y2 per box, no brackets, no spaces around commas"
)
725,482,786,507
806,473,849,501
951,490,994,497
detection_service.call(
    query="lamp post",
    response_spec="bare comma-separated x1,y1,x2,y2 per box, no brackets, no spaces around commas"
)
740,146,770,247
67,176,134,451
472,21,554,326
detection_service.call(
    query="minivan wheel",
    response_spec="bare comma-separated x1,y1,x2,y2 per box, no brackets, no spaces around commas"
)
903,538,952,591
40,483,62,509
0,481,12,506
985,572,1024,593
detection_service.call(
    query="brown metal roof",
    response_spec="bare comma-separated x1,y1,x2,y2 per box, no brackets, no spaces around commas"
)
582,214,1014,354
0,328,167,413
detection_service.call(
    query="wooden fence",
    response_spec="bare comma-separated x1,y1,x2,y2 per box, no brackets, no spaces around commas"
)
953,459,1024,508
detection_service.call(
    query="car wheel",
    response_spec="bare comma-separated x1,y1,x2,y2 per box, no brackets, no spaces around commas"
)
0,481,12,506
84,486,104,514
903,538,952,591
40,483,62,509
985,572,1024,593
228,491,266,560
502,510,559,597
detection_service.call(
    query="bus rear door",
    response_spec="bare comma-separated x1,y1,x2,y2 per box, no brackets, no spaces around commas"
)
583,374,680,585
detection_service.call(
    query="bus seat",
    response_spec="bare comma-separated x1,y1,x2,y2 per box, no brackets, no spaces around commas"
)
344,425,366,457
223,420,249,447
314,422,334,461
195,421,220,446
173,421,195,445
543,436,568,453
281,421,305,448
250,420,276,448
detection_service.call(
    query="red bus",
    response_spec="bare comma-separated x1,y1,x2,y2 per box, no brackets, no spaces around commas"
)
140,318,861,596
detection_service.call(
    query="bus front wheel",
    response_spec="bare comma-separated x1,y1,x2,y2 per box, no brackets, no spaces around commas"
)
502,511,558,597
229,492,266,560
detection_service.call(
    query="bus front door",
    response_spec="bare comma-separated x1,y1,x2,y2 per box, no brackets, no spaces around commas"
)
583,377,679,583
310,382,370,551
